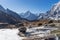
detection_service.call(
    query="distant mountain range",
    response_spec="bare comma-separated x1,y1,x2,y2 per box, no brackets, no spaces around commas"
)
0,1,60,24
20,11,39,21
20,1,60,21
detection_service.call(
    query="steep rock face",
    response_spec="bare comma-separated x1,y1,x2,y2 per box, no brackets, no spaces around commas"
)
0,5,22,24
0,10,19,24
47,1,60,20
50,1,60,15
0,5,6,12
6,9,22,23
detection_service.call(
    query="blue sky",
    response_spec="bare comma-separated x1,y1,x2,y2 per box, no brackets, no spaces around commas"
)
0,0,59,13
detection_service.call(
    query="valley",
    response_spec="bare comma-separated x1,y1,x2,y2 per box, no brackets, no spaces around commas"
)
0,1,60,40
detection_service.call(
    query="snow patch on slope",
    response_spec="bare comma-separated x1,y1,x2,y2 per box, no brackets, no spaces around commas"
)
0,29,23,40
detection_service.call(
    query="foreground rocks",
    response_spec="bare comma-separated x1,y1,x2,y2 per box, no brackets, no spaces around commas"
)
18,27,27,37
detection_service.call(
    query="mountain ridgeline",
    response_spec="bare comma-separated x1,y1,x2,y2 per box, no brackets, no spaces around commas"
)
0,5,22,24
0,1,60,24
19,1,60,21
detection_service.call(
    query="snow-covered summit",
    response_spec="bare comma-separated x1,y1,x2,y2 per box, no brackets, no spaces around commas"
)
20,11,38,21
47,1,60,20
50,1,60,15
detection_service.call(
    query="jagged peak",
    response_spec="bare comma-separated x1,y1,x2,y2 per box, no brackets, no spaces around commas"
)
25,11,32,14
53,1,60,11
50,1,60,15
23,11,32,18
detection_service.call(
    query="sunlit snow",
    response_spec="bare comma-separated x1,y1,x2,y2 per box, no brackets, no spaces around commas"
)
0,29,23,40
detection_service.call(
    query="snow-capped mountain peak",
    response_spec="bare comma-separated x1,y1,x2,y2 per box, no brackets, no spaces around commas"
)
47,1,60,20
24,11,31,18
54,1,60,10
20,11,39,21
50,1,60,15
